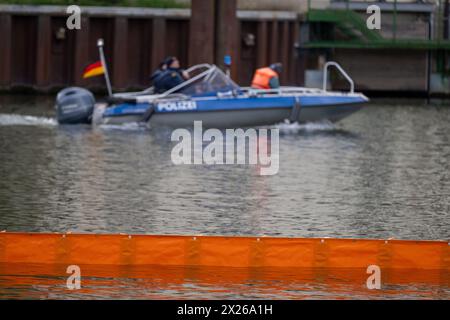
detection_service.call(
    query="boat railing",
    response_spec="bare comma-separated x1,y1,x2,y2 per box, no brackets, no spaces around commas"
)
241,86,351,96
323,61,354,93
133,64,218,103
114,64,213,99
119,62,358,102
158,64,215,98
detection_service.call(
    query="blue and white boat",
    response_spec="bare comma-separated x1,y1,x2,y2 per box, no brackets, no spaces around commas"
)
55,41,368,128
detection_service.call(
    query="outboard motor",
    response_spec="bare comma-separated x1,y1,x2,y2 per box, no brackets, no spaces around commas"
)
56,87,95,124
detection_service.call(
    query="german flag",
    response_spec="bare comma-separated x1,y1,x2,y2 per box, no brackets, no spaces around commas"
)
83,61,105,79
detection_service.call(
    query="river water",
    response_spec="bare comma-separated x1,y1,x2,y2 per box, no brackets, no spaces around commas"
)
0,95,449,299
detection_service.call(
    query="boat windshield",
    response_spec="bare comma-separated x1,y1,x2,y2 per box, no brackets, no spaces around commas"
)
174,66,240,96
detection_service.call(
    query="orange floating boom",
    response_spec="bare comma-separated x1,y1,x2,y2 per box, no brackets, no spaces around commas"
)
0,232,448,271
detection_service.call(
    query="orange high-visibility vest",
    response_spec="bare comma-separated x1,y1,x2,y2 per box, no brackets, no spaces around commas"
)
251,67,279,89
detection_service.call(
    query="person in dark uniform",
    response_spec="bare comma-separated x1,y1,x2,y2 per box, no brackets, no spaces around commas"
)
150,60,167,86
154,57,190,93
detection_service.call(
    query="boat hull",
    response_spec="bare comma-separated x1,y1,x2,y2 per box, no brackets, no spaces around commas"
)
102,104,363,128
103,108,288,128
297,103,364,123
100,93,367,128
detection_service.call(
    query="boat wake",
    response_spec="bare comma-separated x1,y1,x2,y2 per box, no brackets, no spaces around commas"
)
97,122,149,131
0,114,57,127
275,120,336,133
0,114,339,135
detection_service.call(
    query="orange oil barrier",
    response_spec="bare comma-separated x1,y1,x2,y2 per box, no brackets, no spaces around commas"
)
1,263,447,299
0,232,449,271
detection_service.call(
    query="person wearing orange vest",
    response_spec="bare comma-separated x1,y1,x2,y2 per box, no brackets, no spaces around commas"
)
251,63,282,89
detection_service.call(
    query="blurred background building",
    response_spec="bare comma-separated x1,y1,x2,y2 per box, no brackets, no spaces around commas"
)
1,0,450,96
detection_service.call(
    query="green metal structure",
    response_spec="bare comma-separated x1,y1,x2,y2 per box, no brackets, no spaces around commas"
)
304,0,450,50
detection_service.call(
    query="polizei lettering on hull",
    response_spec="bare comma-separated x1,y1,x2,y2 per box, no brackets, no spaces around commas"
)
157,100,197,112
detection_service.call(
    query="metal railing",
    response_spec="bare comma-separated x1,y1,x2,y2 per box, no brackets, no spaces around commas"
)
241,86,327,96
157,64,213,98
323,61,355,93
115,64,213,100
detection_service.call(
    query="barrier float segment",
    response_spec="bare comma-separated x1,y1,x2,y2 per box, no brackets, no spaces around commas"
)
0,232,449,271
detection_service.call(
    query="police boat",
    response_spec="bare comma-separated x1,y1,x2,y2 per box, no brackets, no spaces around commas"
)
55,40,368,128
